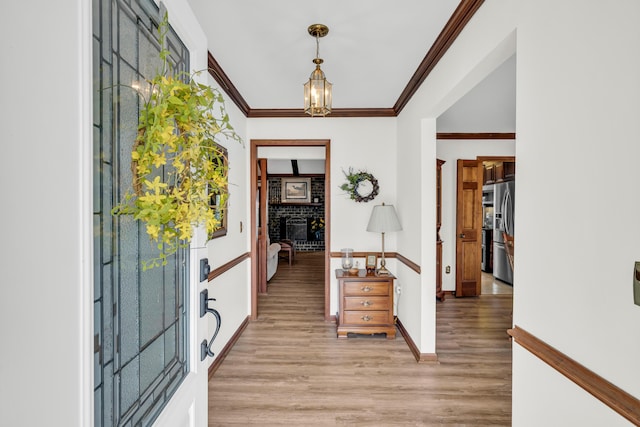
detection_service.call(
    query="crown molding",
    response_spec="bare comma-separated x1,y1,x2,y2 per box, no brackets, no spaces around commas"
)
437,132,516,140
207,51,251,116
393,0,485,115
247,108,397,118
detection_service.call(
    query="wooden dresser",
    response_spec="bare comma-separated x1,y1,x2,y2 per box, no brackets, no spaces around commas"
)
335,269,396,339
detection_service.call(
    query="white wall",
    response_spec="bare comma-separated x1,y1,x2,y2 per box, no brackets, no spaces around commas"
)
512,347,632,427
393,114,436,353
401,0,640,423
248,118,397,313
436,139,515,292
204,84,250,363
512,0,640,424
396,0,516,355
0,1,91,425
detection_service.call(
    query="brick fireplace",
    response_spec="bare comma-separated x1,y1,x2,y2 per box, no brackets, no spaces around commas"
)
267,177,325,251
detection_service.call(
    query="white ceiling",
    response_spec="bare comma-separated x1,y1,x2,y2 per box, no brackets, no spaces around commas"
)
186,0,461,110
268,159,325,175
437,54,516,133
184,1,516,174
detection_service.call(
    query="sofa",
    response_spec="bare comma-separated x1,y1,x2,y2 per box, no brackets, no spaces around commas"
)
266,239,281,281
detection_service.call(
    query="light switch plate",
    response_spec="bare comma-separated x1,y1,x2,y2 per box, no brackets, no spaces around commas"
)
634,262,640,306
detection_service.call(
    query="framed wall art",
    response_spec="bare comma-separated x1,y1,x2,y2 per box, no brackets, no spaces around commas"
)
281,177,311,203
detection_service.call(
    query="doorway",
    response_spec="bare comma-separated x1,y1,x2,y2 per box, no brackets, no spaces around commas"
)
249,139,331,321
452,156,515,297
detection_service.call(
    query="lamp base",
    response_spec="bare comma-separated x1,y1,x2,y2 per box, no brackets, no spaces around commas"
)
377,266,391,276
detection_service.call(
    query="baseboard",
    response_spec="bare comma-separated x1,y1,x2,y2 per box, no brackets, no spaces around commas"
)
396,319,438,363
207,315,250,379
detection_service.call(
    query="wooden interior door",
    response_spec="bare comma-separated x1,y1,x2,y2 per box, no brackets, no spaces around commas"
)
455,159,482,296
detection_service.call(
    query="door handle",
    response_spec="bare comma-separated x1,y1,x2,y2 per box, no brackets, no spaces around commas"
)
459,233,465,238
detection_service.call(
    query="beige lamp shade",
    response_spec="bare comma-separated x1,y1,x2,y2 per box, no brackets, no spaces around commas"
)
367,204,402,233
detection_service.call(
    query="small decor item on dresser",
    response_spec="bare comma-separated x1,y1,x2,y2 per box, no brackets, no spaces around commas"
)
341,248,354,271
340,168,379,203
365,253,377,274
348,261,359,275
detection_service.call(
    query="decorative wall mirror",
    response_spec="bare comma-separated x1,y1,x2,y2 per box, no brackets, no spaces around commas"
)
209,144,229,239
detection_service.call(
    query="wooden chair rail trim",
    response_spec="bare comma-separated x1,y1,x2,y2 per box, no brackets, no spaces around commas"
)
508,326,640,425
396,319,438,363
208,252,251,281
329,251,421,274
395,253,421,274
208,316,250,379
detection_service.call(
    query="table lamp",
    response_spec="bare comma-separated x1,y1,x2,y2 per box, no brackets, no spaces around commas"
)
366,202,402,275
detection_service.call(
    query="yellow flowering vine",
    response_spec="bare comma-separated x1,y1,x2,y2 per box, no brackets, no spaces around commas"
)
112,13,242,269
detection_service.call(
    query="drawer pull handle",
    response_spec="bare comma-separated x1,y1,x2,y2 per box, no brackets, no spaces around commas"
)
361,286,373,292
361,315,373,321
361,300,372,307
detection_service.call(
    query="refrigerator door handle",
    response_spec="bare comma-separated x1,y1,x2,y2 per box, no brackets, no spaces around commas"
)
505,190,513,235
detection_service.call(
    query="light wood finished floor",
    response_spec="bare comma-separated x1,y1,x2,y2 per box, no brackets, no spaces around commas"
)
481,271,513,295
209,252,513,426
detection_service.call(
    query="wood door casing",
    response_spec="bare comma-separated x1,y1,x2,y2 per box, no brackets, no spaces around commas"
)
455,159,482,297
258,158,268,295
250,139,332,321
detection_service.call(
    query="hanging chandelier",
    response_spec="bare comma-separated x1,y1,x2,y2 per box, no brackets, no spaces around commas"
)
304,24,332,117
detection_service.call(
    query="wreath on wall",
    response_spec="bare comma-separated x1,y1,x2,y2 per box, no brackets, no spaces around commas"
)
340,168,379,203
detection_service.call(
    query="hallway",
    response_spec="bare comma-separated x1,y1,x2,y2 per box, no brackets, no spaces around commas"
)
208,252,512,426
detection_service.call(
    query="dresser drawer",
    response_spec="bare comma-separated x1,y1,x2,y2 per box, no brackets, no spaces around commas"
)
336,269,396,339
343,296,390,311
342,310,391,325
342,281,389,296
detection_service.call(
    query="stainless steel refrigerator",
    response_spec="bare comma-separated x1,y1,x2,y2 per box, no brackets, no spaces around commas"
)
493,180,515,284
